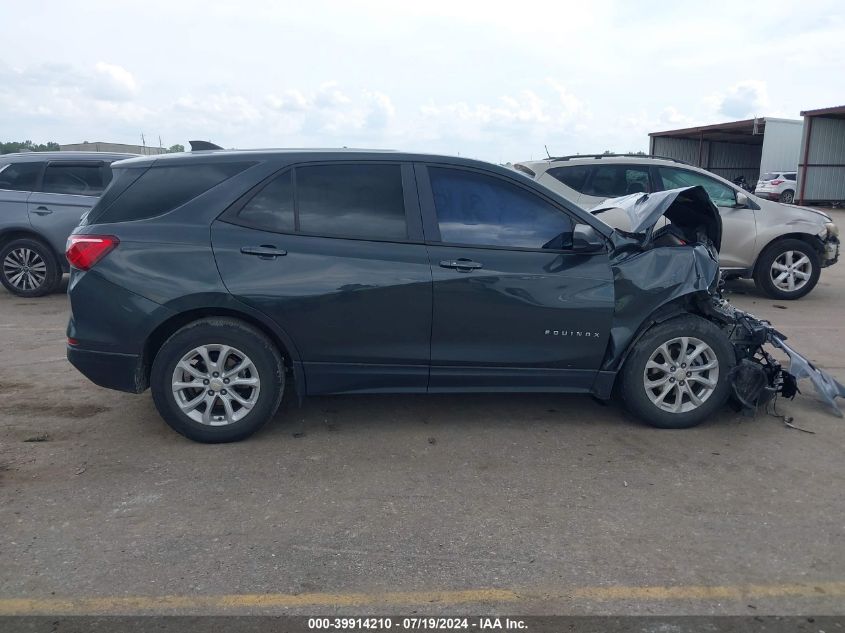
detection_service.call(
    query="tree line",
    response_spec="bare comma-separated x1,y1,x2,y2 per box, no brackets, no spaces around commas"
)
2,140,185,154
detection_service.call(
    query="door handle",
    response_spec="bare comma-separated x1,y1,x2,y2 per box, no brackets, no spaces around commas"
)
240,245,288,259
32,206,52,216
439,258,483,271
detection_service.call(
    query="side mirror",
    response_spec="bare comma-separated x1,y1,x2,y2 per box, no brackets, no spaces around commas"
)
735,192,749,208
572,224,605,252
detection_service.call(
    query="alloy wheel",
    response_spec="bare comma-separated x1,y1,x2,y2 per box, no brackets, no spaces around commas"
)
171,344,261,426
3,247,47,291
643,336,719,413
770,250,812,293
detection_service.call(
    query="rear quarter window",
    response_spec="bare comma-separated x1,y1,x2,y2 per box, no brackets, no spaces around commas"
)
87,162,253,224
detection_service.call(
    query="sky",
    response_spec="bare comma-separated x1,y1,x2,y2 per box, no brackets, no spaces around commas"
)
1,0,843,163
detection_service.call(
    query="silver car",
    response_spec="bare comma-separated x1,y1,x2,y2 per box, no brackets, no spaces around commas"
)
514,155,840,299
0,151,134,296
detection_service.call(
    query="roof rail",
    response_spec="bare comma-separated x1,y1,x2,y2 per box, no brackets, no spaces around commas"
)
546,153,692,165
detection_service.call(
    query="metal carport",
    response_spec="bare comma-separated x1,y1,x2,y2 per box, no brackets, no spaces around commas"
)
797,105,845,205
648,117,803,185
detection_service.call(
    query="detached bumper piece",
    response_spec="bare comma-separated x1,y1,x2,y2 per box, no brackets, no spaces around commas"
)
771,335,845,417
709,298,845,417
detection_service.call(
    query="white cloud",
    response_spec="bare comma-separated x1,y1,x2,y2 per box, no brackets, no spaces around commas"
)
92,62,139,101
2,1,844,157
716,81,770,119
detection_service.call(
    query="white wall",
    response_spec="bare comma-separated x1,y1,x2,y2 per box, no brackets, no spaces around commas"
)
760,119,803,174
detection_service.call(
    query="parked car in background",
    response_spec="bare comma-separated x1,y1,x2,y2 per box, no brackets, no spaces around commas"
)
755,171,797,203
514,155,839,300
65,148,842,443
0,151,135,297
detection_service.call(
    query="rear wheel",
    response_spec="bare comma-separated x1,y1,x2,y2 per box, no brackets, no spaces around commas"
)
620,316,735,429
0,238,62,297
753,238,820,300
779,189,794,204
150,318,284,443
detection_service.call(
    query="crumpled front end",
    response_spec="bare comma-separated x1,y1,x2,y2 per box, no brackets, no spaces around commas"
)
600,185,845,417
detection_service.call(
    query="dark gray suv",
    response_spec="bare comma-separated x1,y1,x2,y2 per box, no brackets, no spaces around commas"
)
0,151,134,296
65,149,845,443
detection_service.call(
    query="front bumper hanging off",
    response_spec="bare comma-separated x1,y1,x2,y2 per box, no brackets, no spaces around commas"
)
706,297,845,417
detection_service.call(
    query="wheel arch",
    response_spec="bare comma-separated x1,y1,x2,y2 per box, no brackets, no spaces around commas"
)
603,295,702,376
753,232,824,275
0,227,63,263
141,305,305,400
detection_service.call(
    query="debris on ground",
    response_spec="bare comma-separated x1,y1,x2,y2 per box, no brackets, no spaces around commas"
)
23,433,49,442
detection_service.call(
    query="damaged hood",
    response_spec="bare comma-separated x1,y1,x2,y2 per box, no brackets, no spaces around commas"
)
593,186,723,251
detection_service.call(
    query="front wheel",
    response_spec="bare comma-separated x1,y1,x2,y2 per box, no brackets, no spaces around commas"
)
620,316,735,429
753,238,820,300
150,318,285,443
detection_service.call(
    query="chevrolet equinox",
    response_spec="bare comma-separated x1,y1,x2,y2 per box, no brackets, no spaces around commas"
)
66,149,845,442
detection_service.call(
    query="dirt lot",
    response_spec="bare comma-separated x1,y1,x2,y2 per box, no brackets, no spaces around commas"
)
1,233,844,616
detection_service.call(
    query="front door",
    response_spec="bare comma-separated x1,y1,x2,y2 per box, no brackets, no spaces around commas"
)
418,165,615,392
27,161,108,259
212,162,433,394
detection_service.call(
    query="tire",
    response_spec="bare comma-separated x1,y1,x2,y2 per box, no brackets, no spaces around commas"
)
779,189,794,204
0,238,62,297
150,318,285,443
620,315,735,429
753,238,820,300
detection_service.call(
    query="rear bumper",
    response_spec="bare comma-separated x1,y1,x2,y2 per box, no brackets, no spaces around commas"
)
67,345,147,394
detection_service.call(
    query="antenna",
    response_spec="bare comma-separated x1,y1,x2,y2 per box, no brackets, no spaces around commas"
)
544,144,551,159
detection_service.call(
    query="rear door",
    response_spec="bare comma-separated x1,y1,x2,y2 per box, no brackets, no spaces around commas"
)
212,162,433,394
27,161,109,259
418,164,615,392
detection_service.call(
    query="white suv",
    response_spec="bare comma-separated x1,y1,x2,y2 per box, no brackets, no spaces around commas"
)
514,155,839,300
754,171,797,203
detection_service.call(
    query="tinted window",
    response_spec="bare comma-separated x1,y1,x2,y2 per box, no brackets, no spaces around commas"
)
761,172,778,181
659,167,736,207
584,165,650,198
547,165,589,193
429,167,574,249
0,162,43,192
236,171,294,233
42,163,105,195
90,162,252,224
784,172,797,181
297,164,406,240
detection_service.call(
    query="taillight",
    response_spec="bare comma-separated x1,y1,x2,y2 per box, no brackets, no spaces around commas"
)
770,179,784,185
66,235,119,271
